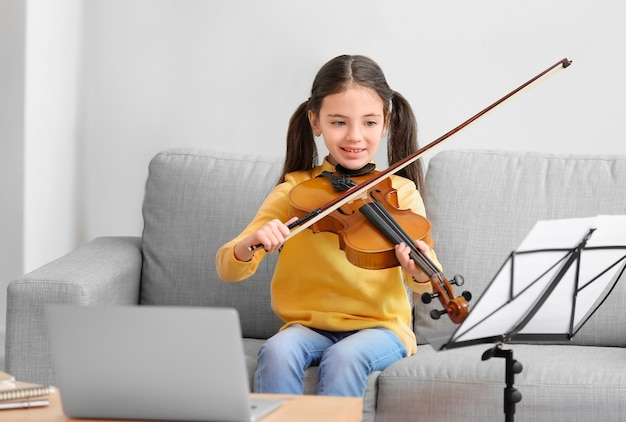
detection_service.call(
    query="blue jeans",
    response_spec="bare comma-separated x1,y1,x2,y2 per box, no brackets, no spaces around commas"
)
254,324,407,397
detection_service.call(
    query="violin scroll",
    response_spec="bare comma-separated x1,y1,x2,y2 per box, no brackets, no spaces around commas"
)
420,274,466,304
424,275,472,324
428,296,471,323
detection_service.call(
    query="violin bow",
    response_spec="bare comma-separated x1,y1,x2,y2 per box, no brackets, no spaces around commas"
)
282,58,572,241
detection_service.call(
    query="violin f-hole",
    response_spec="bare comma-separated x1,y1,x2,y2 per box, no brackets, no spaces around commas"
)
336,206,354,216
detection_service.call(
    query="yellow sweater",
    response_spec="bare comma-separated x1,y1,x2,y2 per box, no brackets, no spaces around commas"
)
215,159,439,355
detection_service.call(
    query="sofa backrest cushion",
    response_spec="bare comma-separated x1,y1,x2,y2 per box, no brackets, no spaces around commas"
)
140,148,284,339
418,149,626,347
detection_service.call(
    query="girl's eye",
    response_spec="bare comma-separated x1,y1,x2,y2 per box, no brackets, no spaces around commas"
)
365,121,377,127
332,121,345,126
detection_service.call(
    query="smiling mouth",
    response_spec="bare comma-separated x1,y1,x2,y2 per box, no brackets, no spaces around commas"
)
342,147,365,153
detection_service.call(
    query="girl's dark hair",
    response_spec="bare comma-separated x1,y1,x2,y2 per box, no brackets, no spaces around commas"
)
277,54,424,193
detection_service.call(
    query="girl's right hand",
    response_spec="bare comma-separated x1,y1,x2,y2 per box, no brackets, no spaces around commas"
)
234,217,298,261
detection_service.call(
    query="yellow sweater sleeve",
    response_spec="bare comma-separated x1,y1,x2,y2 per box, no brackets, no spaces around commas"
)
215,181,292,282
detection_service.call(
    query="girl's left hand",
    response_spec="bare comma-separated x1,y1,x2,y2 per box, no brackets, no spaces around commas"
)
395,240,432,283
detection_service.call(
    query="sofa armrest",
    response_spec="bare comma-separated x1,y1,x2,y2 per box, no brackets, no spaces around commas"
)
5,236,142,385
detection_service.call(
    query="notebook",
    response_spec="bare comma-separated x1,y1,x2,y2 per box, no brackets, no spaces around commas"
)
46,304,283,421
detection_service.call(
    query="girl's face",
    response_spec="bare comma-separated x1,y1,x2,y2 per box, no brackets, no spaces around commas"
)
309,84,387,171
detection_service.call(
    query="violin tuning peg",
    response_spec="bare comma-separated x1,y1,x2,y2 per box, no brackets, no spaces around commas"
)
421,292,439,304
430,309,446,320
462,291,472,302
451,274,465,286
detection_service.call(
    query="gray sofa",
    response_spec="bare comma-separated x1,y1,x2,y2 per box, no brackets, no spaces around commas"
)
6,147,626,421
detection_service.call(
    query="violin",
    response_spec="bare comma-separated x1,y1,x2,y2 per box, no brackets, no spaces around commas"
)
250,58,572,324
289,169,473,324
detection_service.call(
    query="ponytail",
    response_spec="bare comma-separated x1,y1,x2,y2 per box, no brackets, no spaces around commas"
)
388,91,425,194
277,100,318,184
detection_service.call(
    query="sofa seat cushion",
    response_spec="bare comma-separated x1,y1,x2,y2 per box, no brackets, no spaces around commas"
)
374,343,626,422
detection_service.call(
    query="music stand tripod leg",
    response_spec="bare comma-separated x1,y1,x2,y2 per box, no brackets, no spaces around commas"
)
482,344,523,422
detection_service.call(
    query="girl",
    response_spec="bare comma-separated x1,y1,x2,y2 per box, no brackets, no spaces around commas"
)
216,54,441,397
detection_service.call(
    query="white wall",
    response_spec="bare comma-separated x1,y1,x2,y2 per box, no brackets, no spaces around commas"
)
0,0,26,367
0,0,81,367
24,0,82,273
2,0,626,365
79,0,626,244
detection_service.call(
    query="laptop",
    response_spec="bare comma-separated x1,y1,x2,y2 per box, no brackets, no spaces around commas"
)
46,304,283,421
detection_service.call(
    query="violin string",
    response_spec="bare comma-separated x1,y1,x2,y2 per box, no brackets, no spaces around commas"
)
363,200,441,277
373,202,441,276
358,199,459,304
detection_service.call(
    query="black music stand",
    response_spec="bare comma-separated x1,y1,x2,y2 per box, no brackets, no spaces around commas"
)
427,215,626,422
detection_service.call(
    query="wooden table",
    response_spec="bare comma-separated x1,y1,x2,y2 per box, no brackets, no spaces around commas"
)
4,389,363,421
